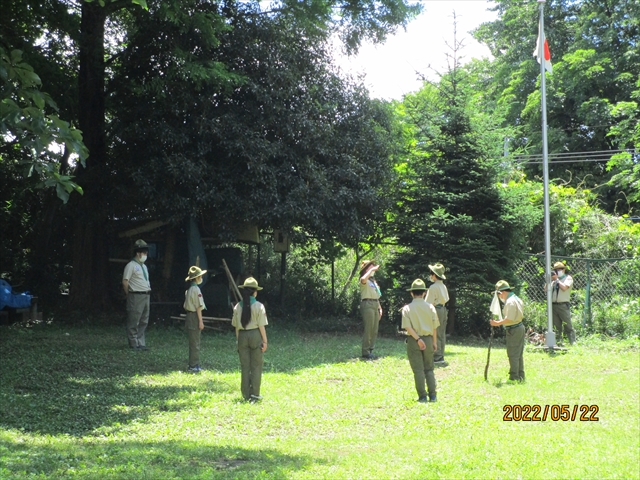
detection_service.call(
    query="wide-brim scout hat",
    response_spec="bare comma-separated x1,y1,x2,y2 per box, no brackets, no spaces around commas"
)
428,263,446,279
134,239,149,253
239,277,263,290
185,266,207,281
360,260,376,271
553,261,568,271
495,280,512,291
407,279,427,291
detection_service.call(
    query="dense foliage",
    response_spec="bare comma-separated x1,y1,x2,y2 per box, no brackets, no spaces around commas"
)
1,0,637,328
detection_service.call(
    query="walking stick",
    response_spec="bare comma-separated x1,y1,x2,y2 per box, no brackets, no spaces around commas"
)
221,258,242,303
484,327,494,381
485,291,503,381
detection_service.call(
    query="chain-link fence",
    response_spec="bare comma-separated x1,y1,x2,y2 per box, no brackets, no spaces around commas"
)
514,254,640,327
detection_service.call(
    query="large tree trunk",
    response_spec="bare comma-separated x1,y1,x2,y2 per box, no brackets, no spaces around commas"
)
68,2,110,310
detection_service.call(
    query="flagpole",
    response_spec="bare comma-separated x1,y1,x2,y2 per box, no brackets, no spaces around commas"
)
538,0,556,348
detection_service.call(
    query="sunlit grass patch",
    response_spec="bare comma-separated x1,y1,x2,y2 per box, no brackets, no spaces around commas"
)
0,323,638,479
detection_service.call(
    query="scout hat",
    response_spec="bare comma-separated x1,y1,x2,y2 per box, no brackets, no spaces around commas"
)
428,263,446,279
407,279,427,291
495,280,512,291
134,239,149,253
185,266,207,281
360,260,376,271
553,261,568,270
238,277,263,290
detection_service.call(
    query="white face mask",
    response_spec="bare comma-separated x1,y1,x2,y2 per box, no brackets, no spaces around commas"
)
140,254,147,263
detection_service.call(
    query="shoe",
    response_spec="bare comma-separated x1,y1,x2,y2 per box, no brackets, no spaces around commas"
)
188,365,202,373
434,360,448,367
429,395,437,402
137,345,148,351
250,395,263,403
361,353,379,360
418,396,428,403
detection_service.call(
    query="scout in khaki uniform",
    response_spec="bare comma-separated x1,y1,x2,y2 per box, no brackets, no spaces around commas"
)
548,261,575,345
122,239,151,350
184,266,207,373
402,279,439,403
426,263,449,365
359,260,383,360
232,277,268,402
490,281,525,382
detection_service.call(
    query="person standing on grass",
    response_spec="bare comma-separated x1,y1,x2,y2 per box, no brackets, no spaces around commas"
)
547,261,575,345
183,266,207,373
359,260,383,360
490,280,525,382
426,263,449,366
232,277,268,402
122,239,151,350
401,279,439,403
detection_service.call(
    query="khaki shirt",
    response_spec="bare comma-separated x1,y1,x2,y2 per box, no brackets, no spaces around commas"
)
184,284,206,312
503,293,524,326
426,280,449,306
232,300,268,330
401,298,440,336
551,274,573,303
123,259,150,292
360,279,381,300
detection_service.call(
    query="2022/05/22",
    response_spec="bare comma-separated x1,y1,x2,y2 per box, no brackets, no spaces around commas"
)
503,404,599,422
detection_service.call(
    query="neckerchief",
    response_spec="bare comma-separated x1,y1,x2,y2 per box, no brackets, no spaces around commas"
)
133,257,148,282
239,297,257,308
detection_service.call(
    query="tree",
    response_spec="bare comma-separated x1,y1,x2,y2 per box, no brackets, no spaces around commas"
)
390,32,521,335
1,0,420,309
473,0,640,214
110,1,399,241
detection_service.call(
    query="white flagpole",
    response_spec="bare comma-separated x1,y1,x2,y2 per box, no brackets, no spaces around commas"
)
538,0,556,347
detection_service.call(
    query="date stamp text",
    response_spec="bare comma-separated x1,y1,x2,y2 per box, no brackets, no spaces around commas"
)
503,404,599,422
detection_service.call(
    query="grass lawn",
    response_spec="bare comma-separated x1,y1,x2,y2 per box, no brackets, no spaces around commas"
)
0,322,638,479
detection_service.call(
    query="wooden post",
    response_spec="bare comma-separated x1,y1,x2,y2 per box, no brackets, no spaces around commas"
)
280,251,286,307
222,259,241,303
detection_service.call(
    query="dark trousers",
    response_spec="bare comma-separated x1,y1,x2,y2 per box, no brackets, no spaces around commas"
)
407,336,436,398
505,324,525,381
361,300,380,356
185,311,201,367
126,293,149,347
552,303,575,344
434,306,447,362
238,329,264,400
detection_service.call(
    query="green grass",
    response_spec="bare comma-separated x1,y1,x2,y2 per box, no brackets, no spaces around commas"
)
1,322,638,479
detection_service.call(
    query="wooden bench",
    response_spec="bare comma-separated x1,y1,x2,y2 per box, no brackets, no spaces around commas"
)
0,296,40,323
170,313,232,332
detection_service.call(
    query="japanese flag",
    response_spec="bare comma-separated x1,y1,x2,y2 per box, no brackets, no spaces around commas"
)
533,19,553,73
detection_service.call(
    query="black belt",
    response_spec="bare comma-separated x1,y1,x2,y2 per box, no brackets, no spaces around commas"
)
361,299,379,302
129,291,150,295
435,304,445,309
553,302,569,305
505,322,523,330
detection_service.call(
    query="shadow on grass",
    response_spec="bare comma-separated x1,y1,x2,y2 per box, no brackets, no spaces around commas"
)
0,326,236,437
0,439,322,479
0,323,538,437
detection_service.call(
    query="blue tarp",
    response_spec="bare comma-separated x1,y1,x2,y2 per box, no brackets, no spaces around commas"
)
0,279,32,310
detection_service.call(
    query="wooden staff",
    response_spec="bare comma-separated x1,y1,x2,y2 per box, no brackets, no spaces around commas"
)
485,291,503,381
222,258,241,303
